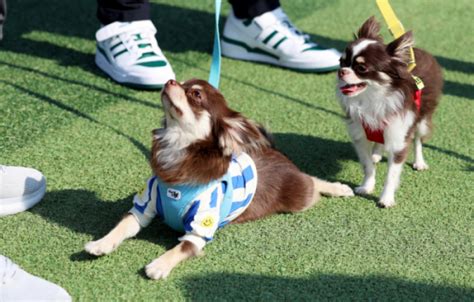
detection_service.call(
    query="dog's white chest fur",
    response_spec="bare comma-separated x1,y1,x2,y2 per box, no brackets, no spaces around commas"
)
337,84,404,129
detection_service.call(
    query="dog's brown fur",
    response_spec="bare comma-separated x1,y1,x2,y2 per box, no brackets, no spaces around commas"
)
85,79,353,280
336,17,443,207
153,79,352,221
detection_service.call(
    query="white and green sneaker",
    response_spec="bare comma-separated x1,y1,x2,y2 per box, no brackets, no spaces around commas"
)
0,165,46,217
221,8,341,72
95,20,175,89
0,255,72,301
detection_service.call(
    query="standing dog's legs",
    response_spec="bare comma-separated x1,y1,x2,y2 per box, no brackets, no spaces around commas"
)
372,143,384,163
413,119,430,171
85,214,141,256
379,152,405,208
379,113,414,207
348,121,376,194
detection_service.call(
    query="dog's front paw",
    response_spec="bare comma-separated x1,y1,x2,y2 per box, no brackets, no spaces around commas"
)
355,185,374,195
332,183,355,197
378,197,396,208
145,256,173,280
84,238,116,256
413,161,429,171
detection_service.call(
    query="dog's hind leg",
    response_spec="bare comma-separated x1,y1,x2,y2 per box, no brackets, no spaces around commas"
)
85,214,141,256
372,143,384,163
312,177,354,198
413,119,430,171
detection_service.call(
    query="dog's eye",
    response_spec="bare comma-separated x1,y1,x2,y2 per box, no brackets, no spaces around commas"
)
192,90,202,99
354,64,368,73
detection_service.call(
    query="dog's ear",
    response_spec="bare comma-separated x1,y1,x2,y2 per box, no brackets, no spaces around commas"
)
357,16,383,42
387,31,414,64
217,115,271,156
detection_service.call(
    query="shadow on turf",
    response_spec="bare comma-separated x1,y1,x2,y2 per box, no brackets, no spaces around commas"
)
0,80,150,159
443,81,474,100
274,132,474,181
181,272,473,301
30,189,180,261
424,144,474,172
0,61,162,110
272,133,355,179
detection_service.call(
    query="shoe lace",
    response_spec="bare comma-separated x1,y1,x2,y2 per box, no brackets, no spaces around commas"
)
1,256,18,285
120,27,160,61
275,12,312,44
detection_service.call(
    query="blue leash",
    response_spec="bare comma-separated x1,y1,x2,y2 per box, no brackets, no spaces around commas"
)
208,0,222,88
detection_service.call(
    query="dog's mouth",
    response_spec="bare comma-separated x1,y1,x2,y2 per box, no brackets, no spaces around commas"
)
340,82,367,96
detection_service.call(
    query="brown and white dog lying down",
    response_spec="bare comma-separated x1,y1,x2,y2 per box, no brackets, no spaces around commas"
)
85,78,353,280
336,17,443,208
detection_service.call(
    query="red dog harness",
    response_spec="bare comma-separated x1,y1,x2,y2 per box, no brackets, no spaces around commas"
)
362,89,422,144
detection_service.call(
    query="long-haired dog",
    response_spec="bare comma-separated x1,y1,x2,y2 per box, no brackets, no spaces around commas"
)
85,78,354,279
336,17,443,207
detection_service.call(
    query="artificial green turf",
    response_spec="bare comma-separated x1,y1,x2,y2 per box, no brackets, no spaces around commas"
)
0,0,473,301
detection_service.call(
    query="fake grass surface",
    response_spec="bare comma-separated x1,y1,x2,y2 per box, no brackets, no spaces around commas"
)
0,0,473,300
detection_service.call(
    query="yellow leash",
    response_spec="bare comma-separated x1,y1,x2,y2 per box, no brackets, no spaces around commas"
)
376,0,424,90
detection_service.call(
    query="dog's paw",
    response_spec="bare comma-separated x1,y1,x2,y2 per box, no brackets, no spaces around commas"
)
332,183,354,197
377,197,396,208
372,153,382,163
355,185,374,195
413,161,429,171
84,239,116,256
145,257,173,280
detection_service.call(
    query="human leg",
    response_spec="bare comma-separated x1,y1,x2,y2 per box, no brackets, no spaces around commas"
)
95,0,175,89
0,0,6,40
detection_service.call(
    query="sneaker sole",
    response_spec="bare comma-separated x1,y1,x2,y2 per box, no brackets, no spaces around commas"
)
95,51,167,90
221,39,339,73
0,179,46,217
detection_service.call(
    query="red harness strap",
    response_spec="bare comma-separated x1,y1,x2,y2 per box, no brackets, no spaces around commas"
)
362,89,423,144
362,122,386,144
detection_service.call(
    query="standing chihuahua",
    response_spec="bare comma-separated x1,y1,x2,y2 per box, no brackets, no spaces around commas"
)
85,79,354,279
336,17,443,207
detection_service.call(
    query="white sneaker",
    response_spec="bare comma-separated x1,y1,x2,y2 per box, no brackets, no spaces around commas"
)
95,20,175,89
0,255,72,301
222,8,341,72
0,166,46,217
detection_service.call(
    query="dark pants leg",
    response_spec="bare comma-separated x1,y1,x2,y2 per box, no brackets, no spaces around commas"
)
97,0,150,25
228,0,280,19
0,0,6,40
